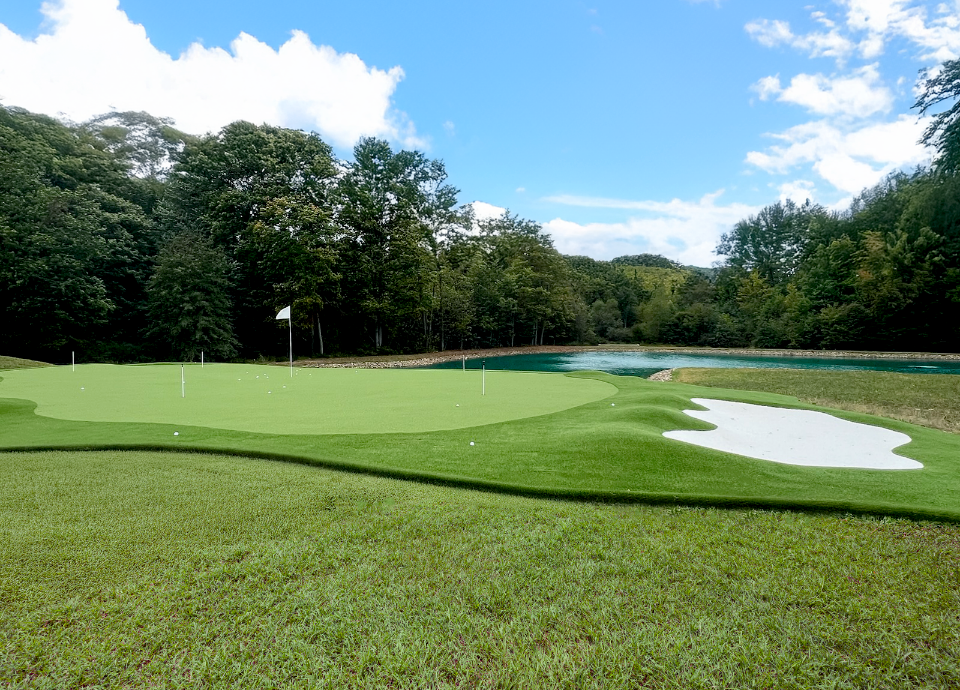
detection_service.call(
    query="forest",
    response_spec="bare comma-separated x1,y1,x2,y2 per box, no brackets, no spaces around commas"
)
2,61,960,362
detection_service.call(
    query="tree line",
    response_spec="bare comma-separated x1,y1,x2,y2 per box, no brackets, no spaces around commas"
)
2,63,960,361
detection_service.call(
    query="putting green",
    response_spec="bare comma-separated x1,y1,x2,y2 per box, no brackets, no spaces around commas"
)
0,364,616,434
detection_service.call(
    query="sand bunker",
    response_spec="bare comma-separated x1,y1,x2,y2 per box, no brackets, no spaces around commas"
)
664,398,921,470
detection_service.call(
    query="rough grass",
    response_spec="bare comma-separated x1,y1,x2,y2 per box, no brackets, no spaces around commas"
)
3,450,959,689
0,355,51,371
673,368,960,435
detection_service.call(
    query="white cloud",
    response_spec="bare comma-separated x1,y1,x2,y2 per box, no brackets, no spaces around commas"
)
778,179,817,203
811,11,836,29
541,192,760,265
0,0,421,148
839,0,960,60
746,19,795,47
755,64,894,117
745,18,854,59
749,2,960,62
470,201,507,221
753,74,782,101
746,116,931,195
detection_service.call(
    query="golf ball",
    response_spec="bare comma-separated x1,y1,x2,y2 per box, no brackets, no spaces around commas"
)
456,404,460,407
268,391,272,394
611,403,615,406
173,432,179,436
469,441,475,446
80,387,84,390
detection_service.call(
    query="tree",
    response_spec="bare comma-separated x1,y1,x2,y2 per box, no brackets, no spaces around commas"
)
80,111,194,181
161,121,338,356
914,59,960,174
333,137,459,352
717,200,823,285
0,106,153,361
146,233,237,361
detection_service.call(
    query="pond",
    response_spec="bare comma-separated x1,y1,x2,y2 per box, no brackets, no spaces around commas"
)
426,351,960,378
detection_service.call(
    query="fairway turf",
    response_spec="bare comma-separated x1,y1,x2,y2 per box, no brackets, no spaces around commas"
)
2,450,958,688
1,365,960,520
0,364,615,434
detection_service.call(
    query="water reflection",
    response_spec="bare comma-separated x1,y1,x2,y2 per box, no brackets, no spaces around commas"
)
427,351,960,377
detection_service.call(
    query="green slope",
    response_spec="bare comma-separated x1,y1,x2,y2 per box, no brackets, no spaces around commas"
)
1,365,959,520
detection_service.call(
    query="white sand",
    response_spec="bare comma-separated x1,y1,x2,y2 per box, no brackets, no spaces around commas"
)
663,398,921,470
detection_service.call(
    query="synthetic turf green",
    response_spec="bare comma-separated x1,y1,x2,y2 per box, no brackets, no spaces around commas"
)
0,364,615,434
2,366,959,520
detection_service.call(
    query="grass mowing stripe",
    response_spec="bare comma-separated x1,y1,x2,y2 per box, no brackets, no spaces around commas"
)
2,450,958,688
2,369,960,520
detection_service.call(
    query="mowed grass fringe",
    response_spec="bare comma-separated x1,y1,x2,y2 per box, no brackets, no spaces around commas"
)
6,444,960,525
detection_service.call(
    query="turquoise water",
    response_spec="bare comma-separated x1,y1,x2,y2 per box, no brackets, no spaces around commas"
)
427,352,960,378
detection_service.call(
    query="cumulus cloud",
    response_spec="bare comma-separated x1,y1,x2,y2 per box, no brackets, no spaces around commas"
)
753,64,894,117
746,116,931,194
0,0,422,148
778,180,817,203
745,2,954,199
540,192,760,265
470,201,507,221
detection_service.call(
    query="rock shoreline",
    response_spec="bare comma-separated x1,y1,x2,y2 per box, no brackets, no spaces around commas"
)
293,345,960,370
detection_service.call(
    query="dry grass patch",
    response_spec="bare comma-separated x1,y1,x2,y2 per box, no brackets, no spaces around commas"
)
673,367,960,435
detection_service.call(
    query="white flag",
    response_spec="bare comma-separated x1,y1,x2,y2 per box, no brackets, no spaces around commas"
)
276,306,291,320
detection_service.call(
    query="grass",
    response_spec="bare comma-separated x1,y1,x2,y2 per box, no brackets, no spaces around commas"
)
2,365,960,521
0,364,613,434
0,355,51,371
3,449,959,688
673,368,960,435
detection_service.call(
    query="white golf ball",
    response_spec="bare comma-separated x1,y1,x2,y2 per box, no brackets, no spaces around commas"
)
256,376,259,379
268,391,272,394
469,441,475,446
173,432,179,436
80,387,84,390
611,403,615,406
456,404,460,407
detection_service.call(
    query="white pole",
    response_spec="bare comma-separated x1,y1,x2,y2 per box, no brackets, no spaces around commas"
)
201,351,204,368
482,360,485,396
288,315,293,378
181,364,185,398
462,355,465,371
72,351,75,372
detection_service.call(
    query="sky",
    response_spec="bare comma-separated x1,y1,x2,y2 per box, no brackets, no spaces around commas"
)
1,0,958,266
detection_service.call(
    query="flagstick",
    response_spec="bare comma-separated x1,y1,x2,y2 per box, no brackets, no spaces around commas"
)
462,354,465,371
72,351,75,372
201,351,204,368
288,315,293,378
181,364,185,398
482,359,485,396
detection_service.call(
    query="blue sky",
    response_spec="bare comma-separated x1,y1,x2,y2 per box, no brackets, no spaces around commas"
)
1,0,957,264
